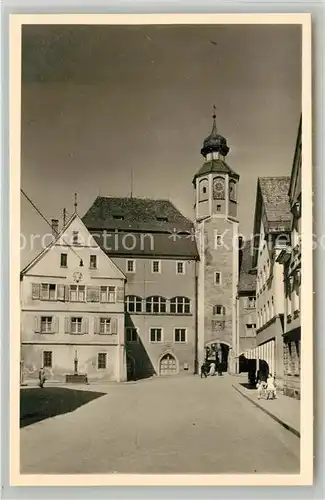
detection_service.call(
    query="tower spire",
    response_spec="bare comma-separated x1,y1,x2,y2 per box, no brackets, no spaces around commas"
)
211,105,217,135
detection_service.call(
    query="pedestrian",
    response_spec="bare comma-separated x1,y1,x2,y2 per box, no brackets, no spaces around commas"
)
209,362,216,376
38,366,46,388
200,362,208,378
256,379,267,400
266,373,277,399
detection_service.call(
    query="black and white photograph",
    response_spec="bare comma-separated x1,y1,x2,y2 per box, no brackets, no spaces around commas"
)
10,13,313,485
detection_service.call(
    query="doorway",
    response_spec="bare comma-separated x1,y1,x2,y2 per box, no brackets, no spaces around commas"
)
159,353,178,375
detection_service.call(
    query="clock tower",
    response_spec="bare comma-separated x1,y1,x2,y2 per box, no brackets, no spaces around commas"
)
194,110,240,373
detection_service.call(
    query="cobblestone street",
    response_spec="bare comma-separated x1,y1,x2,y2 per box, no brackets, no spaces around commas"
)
20,375,300,474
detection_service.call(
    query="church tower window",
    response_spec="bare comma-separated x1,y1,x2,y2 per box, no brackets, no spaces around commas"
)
229,180,237,202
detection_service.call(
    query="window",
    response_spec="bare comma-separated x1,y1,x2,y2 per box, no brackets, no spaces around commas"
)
40,283,56,301
72,231,79,244
40,316,53,333
146,296,167,313
170,297,191,314
71,317,82,334
126,259,136,273
213,305,224,315
214,232,222,248
203,187,207,194
126,295,142,313
60,253,67,267
70,285,85,302
246,297,256,309
156,216,168,222
245,324,256,336
43,351,52,368
113,215,124,220
126,327,138,342
214,272,222,285
176,261,185,275
174,328,186,343
150,328,162,343
229,180,237,202
216,205,222,212
100,286,116,303
98,353,107,369
152,260,161,274
90,255,97,269
100,318,111,334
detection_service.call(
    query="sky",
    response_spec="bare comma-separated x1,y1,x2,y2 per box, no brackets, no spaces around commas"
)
21,23,302,268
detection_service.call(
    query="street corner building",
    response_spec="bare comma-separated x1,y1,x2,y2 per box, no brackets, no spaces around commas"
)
193,112,240,373
276,117,302,399
82,197,199,379
20,213,127,384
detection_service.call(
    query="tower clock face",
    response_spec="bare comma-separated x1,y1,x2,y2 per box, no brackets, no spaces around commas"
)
213,178,225,200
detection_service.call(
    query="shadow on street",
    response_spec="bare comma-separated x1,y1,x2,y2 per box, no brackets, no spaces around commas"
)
20,387,106,428
240,382,256,390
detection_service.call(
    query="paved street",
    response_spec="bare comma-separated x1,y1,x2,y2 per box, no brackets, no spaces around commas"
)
20,375,300,474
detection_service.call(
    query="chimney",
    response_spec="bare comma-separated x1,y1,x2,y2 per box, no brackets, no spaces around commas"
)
51,219,59,237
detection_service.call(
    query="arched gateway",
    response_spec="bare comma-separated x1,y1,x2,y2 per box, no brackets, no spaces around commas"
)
205,341,231,372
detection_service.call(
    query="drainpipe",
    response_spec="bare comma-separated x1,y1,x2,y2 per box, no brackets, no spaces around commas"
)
194,259,199,375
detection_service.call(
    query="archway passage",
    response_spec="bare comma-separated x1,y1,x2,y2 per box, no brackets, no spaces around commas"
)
220,344,230,372
159,353,177,376
204,342,231,373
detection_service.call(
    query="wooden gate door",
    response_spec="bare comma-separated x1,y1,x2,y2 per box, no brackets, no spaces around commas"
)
159,354,177,375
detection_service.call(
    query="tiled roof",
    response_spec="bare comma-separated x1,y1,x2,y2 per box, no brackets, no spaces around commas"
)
91,231,199,259
259,177,292,232
238,240,256,294
82,196,194,232
82,197,199,259
193,159,239,183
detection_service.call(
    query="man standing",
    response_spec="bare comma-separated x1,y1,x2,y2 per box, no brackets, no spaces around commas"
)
38,366,46,388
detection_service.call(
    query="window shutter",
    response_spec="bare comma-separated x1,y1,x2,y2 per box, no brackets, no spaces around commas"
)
32,283,41,300
65,317,71,334
117,286,124,303
64,285,70,301
82,318,89,334
57,284,65,301
34,316,41,333
94,317,100,334
52,316,58,333
111,317,118,334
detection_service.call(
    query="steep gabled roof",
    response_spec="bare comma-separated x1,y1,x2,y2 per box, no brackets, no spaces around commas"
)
82,196,194,233
258,177,291,230
238,240,257,294
20,212,78,277
20,213,127,278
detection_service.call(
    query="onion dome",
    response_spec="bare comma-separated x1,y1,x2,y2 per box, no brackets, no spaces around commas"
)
200,110,229,158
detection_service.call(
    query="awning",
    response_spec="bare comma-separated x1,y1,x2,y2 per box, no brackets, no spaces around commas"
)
235,340,276,374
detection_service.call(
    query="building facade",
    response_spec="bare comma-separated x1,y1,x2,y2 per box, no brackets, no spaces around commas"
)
237,240,257,357
193,112,239,372
277,117,302,399
82,197,199,379
250,177,292,387
20,214,127,383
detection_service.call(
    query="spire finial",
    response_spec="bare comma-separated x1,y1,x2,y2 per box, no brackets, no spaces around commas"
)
213,104,216,119
74,193,78,214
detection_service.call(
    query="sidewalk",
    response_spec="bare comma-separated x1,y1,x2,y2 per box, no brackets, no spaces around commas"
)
231,375,300,437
